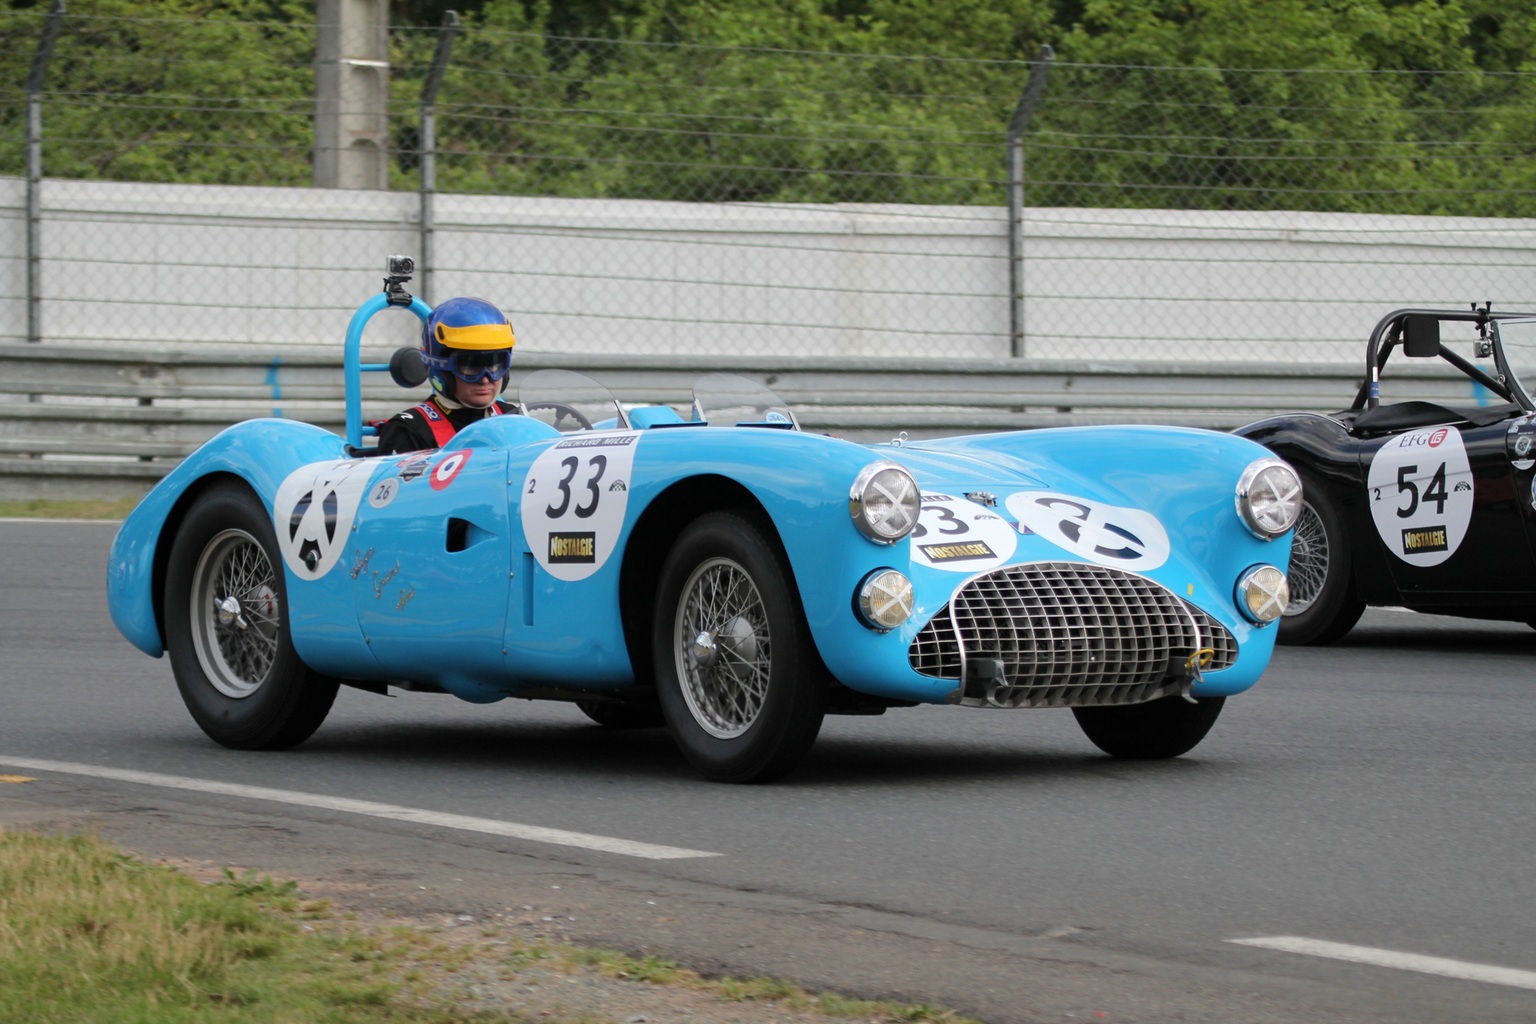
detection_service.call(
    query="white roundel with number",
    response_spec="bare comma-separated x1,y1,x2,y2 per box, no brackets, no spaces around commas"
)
273,459,378,581
521,432,641,581
1366,425,1473,567
1004,491,1170,570
910,494,1018,572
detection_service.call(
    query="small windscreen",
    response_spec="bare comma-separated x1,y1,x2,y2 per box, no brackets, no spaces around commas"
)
689,373,798,429
517,369,628,433
1496,318,1536,408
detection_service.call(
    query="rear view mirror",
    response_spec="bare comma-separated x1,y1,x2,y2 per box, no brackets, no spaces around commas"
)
388,346,429,388
1402,315,1441,358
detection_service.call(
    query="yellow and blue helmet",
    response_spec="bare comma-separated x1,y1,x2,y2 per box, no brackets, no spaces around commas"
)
421,296,517,397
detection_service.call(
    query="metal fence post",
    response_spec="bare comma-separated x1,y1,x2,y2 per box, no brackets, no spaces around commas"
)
25,0,66,346
1006,45,1053,358
418,9,461,304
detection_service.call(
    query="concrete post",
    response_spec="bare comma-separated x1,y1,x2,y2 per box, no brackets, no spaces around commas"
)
419,10,461,303
314,0,390,190
26,0,66,345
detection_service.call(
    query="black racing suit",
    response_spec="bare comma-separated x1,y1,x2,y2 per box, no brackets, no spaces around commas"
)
374,396,516,454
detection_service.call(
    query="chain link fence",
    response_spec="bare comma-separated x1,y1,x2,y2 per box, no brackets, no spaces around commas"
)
3,6,1535,361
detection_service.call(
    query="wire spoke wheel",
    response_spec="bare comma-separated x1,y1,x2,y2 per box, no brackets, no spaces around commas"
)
190,528,281,698
675,556,772,739
166,483,339,750
1275,476,1363,646
1284,501,1328,615
653,512,826,783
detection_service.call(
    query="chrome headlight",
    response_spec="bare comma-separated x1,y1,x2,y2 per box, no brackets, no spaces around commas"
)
1236,564,1289,623
849,461,920,544
1236,457,1303,538
855,568,914,631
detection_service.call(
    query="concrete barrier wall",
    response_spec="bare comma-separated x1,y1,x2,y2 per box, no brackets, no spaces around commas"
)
4,176,1534,363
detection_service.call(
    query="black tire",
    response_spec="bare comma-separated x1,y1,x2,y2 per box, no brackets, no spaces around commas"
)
1072,695,1225,759
576,698,666,729
653,511,826,783
1278,478,1364,646
164,482,339,750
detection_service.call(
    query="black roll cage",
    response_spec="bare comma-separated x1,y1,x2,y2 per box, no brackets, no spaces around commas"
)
1352,306,1536,412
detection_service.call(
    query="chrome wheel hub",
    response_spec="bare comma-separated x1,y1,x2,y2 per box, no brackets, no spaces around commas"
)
190,529,281,699
674,558,771,740
691,630,716,668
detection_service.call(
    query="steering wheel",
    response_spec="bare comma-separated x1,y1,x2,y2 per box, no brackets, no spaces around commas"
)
522,401,595,432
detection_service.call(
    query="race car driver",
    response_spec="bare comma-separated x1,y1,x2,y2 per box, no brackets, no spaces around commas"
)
375,296,517,454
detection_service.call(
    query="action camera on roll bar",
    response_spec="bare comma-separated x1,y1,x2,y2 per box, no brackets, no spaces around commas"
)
383,255,416,306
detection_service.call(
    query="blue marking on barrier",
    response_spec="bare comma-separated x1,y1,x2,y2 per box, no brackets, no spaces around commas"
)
266,359,284,417
1470,371,1492,407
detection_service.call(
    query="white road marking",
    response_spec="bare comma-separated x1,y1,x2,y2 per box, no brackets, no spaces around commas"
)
1230,936,1536,991
0,517,122,524
0,756,720,861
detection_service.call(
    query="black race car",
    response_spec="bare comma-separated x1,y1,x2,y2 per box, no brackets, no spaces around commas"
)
1236,305,1536,644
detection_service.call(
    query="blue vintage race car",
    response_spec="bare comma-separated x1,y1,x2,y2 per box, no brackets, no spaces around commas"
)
107,263,1300,782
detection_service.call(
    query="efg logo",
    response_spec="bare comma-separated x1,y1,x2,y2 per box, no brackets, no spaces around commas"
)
548,532,596,563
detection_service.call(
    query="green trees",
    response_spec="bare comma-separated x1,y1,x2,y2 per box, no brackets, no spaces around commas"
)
5,0,1534,215
1027,0,1536,215
3,0,314,184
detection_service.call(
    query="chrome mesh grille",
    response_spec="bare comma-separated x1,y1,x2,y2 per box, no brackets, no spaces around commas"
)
909,561,1238,708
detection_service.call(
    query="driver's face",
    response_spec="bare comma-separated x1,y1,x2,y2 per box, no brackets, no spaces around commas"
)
455,375,500,408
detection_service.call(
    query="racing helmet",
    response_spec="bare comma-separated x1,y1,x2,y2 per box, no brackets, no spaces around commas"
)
420,296,517,399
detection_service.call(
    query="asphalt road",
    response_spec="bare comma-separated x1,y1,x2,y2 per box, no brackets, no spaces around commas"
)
2,518,1533,1023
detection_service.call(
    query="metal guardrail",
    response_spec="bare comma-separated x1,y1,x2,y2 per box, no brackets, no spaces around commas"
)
0,343,1375,501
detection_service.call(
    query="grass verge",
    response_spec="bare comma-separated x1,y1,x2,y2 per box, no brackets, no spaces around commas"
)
0,497,140,520
0,829,978,1024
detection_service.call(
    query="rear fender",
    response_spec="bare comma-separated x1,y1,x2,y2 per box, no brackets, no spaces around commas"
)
107,420,350,657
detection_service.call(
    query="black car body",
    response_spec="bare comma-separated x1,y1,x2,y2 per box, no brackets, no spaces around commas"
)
1236,306,1536,644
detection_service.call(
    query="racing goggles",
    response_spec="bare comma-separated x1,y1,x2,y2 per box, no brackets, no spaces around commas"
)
430,348,512,383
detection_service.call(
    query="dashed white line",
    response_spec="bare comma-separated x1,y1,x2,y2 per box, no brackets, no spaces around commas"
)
1230,936,1536,991
0,756,720,861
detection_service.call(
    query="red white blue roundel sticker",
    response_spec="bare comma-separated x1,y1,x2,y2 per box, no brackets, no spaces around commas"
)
1004,491,1170,570
1366,425,1473,566
429,450,471,491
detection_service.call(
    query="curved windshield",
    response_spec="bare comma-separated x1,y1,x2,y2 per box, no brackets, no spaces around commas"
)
517,368,628,433
1495,318,1536,411
689,373,799,429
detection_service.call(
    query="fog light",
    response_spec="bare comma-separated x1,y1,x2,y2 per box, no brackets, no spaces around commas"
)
856,569,913,631
1236,565,1289,624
